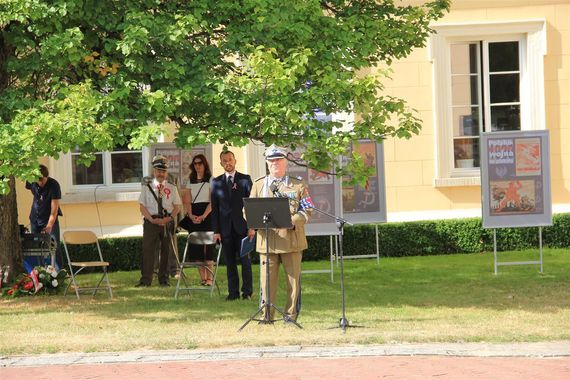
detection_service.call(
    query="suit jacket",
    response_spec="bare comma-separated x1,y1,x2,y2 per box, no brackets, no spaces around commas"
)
211,171,252,238
250,175,310,254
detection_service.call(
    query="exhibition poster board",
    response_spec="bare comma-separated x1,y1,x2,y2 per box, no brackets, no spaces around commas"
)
341,140,387,225
480,130,552,228
287,148,342,236
150,143,213,188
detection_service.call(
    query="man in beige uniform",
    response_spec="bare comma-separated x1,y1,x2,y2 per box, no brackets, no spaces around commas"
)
249,145,311,322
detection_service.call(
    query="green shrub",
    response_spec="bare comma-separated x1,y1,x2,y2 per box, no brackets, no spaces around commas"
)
62,213,570,272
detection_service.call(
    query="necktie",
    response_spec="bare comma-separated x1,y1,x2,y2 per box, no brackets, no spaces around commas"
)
226,176,233,199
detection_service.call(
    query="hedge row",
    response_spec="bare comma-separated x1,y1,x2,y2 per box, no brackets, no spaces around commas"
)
65,213,570,272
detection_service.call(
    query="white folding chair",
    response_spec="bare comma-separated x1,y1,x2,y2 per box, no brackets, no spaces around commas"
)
62,231,113,299
175,231,222,299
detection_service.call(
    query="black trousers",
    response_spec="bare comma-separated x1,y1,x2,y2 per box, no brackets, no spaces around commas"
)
223,229,253,298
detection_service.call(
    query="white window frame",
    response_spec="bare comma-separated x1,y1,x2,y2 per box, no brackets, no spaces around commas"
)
430,20,546,187
52,147,151,203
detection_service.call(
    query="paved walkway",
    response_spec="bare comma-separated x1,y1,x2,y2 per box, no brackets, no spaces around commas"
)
2,343,570,379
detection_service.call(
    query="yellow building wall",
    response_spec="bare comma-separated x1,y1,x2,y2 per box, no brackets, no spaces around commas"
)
380,1,570,218
16,145,249,236
15,1,570,231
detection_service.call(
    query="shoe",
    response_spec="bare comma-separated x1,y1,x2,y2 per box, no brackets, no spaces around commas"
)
159,282,170,287
242,294,252,300
225,295,239,301
135,282,150,288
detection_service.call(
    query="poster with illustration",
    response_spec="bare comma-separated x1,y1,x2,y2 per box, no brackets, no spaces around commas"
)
341,140,387,224
154,149,181,179
515,138,541,176
489,180,536,215
151,143,212,188
481,131,551,228
287,147,340,236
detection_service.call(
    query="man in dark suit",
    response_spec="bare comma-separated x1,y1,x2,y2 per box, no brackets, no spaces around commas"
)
211,150,254,301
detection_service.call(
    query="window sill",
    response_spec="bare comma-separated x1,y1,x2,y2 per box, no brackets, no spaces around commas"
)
433,176,481,187
61,187,141,204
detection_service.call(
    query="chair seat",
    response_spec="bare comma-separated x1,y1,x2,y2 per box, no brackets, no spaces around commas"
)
70,261,110,267
180,261,210,268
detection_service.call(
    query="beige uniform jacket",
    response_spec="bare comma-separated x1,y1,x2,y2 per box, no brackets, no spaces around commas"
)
250,176,311,254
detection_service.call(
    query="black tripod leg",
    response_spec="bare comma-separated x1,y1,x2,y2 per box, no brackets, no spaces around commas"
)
238,306,266,331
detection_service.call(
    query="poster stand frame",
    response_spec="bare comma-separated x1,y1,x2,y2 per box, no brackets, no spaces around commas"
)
301,235,335,283
339,224,380,264
493,227,543,275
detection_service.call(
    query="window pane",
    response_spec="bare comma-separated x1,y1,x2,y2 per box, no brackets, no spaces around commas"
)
490,105,520,131
452,75,479,106
111,152,143,183
453,138,480,168
489,73,519,103
453,107,480,137
450,43,478,74
72,154,103,185
489,41,519,72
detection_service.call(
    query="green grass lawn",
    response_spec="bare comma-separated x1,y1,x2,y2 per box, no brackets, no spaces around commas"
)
1,248,569,355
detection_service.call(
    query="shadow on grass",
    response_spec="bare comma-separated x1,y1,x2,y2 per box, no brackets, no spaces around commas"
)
2,249,569,322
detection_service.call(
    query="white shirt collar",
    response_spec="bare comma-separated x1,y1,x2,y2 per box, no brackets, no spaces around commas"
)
225,171,236,179
270,175,285,182
153,178,166,187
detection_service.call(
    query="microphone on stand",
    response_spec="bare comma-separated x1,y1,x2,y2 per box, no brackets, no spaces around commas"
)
270,180,286,198
269,179,283,198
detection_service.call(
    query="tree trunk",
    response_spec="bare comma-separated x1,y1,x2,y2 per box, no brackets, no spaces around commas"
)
0,177,24,278
1,30,23,279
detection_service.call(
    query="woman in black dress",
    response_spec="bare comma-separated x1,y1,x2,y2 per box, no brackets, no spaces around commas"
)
180,154,215,285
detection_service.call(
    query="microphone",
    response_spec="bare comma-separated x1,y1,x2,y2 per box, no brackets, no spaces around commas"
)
270,180,287,198
269,180,279,194
142,176,153,185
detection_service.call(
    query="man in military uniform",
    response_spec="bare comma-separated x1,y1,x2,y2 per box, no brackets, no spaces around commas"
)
136,155,182,287
249,145,311,322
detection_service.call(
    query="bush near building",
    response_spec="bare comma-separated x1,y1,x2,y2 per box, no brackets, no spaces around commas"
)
64,213,570,272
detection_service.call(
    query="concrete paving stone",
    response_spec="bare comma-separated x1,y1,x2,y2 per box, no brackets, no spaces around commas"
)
2,342,570,369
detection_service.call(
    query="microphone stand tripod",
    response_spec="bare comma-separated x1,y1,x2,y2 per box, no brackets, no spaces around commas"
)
273,189,359,332
239,211,302,330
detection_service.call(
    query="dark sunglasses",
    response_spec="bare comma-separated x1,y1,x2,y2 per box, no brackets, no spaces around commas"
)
193,161,203,165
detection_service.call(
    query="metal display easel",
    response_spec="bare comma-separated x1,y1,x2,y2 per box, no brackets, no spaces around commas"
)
493,227,544,275
301,235,335,283
338,224,380,265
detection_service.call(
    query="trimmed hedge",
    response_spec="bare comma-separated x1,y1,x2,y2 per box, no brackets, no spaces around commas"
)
64,213,570,272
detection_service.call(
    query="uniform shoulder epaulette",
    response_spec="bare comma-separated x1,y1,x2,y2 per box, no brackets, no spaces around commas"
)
254,176,265,182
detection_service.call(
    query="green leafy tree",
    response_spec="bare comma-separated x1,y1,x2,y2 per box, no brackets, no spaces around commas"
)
0,0,450,272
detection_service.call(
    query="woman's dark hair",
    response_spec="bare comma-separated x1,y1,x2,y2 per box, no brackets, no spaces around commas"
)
189,154,212,183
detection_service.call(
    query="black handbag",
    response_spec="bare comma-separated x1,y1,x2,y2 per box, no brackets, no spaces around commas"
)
178,215,193,231
179,182,207,232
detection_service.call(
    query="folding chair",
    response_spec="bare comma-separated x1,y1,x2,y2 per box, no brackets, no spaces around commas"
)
62,231,113,299
175,231,222,299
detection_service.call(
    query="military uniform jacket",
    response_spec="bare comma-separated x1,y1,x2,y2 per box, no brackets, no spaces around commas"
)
250,175,311,254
